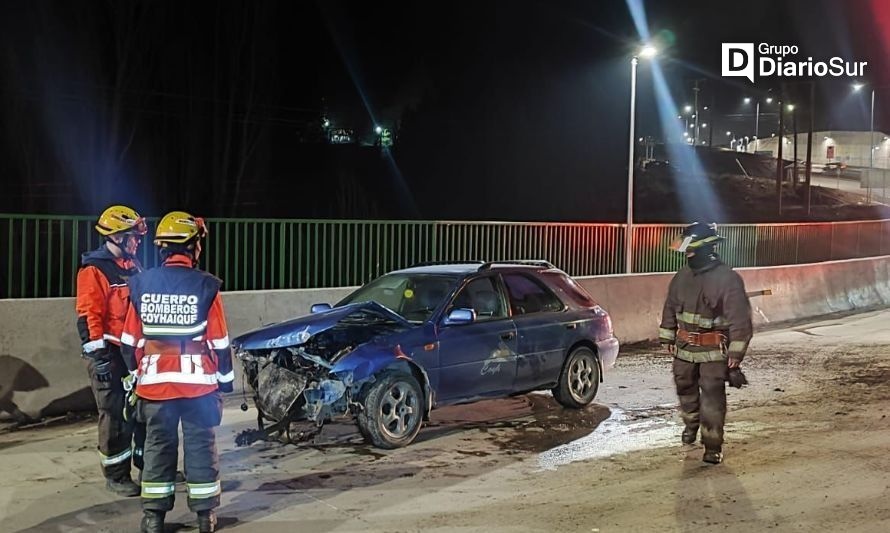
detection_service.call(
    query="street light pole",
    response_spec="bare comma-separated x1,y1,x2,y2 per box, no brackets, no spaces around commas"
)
754,100,760,152
869,88,875,204
625,56,638,274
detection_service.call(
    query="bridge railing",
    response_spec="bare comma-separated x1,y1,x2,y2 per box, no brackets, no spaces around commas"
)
2,214,889,298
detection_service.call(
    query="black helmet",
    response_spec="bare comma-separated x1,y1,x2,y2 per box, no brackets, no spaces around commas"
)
673,222,723,253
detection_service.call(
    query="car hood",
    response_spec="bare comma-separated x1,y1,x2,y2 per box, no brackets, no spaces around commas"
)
233,301,412,351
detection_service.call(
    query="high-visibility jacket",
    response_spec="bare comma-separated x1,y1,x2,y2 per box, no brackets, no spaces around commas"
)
658,258,753,363
121,254,233,400
75,246,142,354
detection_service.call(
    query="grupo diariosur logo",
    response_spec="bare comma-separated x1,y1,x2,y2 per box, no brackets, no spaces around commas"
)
722,43,867,83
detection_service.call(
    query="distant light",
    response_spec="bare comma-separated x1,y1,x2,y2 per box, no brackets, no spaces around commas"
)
684,105,692,113
638,137,644,142
771,133,776,137
726,131,732,136
323,119,331,127
766,97,773,104
639,45,658,58
691,114,696,119
375,126,383,134
689,123,694,129
703,106,709,110
744,97,751,104
701,123,708,128
677,115,682,119
853,82,865,92
787,104,795,111
683,131,689,137
701,140,707,145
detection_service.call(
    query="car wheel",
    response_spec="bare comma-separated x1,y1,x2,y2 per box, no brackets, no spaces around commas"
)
356,370,425,449
552,346,600,408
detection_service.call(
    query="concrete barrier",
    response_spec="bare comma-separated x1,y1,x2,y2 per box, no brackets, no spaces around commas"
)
1,255,888,418
0,287,354,419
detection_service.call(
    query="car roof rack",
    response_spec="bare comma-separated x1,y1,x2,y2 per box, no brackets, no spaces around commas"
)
408,260,485,268
478,260,557,271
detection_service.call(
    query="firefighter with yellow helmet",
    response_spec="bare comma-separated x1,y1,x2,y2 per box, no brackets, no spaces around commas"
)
75,205,147,496
121,211,232,533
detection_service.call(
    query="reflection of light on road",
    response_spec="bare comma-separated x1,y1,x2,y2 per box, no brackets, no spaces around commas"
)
536,408,679,471
537,407,772,470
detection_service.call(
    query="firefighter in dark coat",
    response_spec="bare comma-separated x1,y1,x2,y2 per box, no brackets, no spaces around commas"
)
659,222,753,464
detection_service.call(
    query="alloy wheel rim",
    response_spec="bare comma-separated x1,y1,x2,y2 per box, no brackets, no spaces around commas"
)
379,381,419,439
569,355,595,402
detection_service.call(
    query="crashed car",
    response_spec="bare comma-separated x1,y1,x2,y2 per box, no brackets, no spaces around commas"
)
232,260,619,449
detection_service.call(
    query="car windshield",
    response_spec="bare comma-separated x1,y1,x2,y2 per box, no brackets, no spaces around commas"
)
337,273,459,323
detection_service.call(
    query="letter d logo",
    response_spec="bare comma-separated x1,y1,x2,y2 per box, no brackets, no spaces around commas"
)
722,43,754,83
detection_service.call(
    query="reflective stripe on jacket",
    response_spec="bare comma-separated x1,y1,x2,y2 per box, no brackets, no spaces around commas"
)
658,259,753,362
121,255,233,400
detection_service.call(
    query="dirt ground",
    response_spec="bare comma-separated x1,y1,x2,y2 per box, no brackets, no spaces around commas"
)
2,309,890,532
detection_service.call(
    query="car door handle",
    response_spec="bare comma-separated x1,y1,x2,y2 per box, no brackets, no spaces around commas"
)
501,331,516,341
566,323,578,330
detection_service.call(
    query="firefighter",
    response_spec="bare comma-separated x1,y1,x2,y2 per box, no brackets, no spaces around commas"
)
120,211,233,533
658,222,753,464
76,205,147,496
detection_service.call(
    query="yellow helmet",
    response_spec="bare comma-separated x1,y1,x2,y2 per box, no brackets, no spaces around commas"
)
95,205,147,236
153,211,208,246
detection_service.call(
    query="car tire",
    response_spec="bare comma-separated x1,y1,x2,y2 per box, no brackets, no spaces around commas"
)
356,370,425,449
552,346,600,408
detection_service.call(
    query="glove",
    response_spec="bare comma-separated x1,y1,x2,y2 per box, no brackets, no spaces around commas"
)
218,381,234,394
727,368,749,389
122,371,137,392
123,389,138,422
93,359,113,383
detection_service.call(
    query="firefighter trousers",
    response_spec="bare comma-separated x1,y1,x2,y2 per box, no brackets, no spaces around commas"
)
672,358,728,451
87,346,145,480
138,392,223,512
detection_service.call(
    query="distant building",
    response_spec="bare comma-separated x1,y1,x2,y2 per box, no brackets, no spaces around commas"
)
738,130,890,169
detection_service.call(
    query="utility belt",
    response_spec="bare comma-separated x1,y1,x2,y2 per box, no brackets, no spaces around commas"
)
677,329,727,348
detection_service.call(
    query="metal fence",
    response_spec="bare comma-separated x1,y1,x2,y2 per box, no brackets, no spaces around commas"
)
2,214,890,298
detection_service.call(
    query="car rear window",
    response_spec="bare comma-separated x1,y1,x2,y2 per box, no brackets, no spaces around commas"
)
502,273,564,315
540,272,597,308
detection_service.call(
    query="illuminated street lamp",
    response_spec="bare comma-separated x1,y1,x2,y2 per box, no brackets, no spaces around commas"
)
625,44,657,273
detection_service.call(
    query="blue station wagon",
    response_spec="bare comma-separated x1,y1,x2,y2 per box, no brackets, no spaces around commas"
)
233,260,619,448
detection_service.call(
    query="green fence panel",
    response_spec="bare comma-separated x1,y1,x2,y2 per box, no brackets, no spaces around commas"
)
3,214,890,298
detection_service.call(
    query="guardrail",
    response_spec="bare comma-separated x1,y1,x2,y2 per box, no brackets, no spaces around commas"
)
2,214,889,298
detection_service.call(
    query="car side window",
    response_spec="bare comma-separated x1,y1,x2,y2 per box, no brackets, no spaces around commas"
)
447,276,507,321
502,273,564,315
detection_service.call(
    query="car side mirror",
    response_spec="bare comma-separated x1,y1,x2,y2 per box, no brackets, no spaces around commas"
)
444,308,476,325
310,303,332,314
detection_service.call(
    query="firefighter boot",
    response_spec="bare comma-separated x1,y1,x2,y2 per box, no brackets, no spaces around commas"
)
140,510,165,533
681,426,698,445
703,448,723,464
106,476,140,497
198,510,218,533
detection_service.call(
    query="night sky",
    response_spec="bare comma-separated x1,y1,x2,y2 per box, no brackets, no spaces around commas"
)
1,0,888,221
